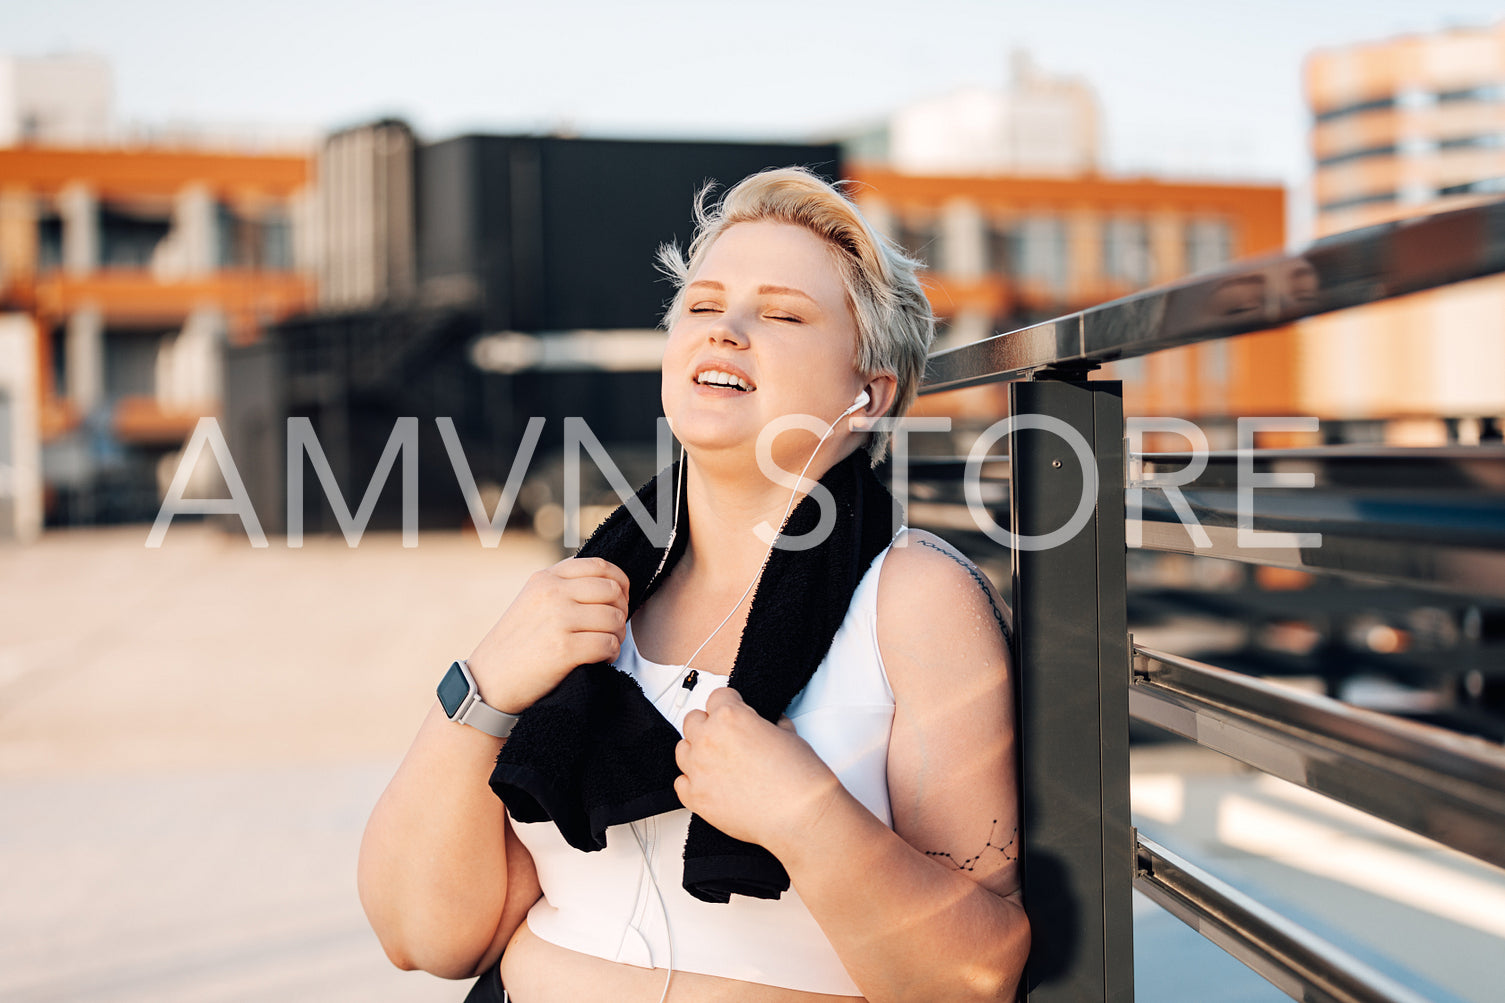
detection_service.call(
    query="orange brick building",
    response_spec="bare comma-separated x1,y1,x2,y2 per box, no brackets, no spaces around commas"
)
0,146,314,535
846,168,1290,436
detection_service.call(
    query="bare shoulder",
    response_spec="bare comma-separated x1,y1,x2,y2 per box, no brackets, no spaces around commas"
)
877,530,1013,644
876,531,1022,897
876,530,1013,697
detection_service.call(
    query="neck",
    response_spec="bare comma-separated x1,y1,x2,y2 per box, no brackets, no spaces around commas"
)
675,440,859,589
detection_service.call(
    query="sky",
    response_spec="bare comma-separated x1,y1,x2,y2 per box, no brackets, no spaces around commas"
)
5,0,1504,234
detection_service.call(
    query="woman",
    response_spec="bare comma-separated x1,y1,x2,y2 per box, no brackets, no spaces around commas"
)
358,167,1029,1001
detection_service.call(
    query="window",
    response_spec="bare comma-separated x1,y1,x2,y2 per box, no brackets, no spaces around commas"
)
1317,143,1399,167
1011,216,1069,294
893,216,936,267
1318,192,1396,213
1439,177,1505,196
213,204,295,271
102,329,166,400
1184,220,1233,275
216,203,241,269
37,215,63,272
261,211,293,271
985,220,1014,275
48,326,65,398
99,205,171,269
1103,218,1152,288
1314,95,1396,123
1437,84,1505,104
1438,134,1505,152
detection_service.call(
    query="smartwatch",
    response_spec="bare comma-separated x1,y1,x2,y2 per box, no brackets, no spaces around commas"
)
437,659,519,739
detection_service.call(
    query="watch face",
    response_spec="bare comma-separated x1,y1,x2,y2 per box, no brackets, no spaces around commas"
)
437,661,472,717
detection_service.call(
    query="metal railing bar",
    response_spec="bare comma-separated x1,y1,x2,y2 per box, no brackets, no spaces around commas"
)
1131,493,1505,599
1134,835,1434,1003
920,197,1505,393
1131,643,1505,868
1136,445,1505,493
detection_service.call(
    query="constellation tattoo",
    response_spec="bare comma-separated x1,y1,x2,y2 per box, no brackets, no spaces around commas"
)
925,819,1018,872
917,538,1014,647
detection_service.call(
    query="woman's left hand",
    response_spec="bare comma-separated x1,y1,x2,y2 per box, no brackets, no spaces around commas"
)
674,687,841,854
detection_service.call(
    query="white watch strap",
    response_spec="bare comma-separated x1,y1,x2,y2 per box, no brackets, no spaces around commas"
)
459,693,519,738
456,659,520,739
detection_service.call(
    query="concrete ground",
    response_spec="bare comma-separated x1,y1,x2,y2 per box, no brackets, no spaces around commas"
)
0,523,555,1002
2,524,1502,1001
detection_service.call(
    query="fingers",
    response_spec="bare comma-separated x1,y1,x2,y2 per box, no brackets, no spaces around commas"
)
566,601,627,636
566,630,621,666
546,573,621,608
703,686,745,713
553,557,631,596
680,708,708,741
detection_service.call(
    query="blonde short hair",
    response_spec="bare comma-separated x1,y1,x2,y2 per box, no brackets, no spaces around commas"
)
657,166,934,465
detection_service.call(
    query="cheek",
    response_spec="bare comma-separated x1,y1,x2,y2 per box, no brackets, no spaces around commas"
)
661,333,696,415
662,322,698,367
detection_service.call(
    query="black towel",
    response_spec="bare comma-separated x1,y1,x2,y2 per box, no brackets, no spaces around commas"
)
489,448,900,902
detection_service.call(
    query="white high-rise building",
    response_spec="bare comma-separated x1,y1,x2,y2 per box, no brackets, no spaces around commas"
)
869,51,1102,176
0,54,113,147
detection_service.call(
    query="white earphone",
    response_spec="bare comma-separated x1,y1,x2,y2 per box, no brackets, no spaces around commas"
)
640,383,875,1003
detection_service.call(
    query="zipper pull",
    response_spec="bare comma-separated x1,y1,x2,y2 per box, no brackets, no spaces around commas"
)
671,669,699,713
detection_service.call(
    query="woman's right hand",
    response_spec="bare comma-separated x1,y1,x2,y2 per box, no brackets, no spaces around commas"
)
466,557,630,715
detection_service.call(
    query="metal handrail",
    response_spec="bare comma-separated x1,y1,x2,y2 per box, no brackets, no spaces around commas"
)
1131,643,1505,868
906,196,1505,1002
908,445,1505,597
920,196,1505,394
1131,444,1505,597
1134,836,1432,1003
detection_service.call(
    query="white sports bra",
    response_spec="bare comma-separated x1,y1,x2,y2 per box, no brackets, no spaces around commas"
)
508,532,904,995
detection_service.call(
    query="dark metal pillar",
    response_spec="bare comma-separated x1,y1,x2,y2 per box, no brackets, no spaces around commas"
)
1010,377,1134,1002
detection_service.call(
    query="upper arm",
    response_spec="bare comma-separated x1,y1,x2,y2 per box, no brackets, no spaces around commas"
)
469,813,543,978
877,530,1021,899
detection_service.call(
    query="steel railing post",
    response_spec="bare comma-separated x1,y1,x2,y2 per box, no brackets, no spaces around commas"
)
1010,376,1134,1002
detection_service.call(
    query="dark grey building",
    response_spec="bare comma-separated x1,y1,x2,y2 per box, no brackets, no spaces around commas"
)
226,130,841,537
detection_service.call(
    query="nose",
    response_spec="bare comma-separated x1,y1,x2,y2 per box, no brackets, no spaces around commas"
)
708,312,749,348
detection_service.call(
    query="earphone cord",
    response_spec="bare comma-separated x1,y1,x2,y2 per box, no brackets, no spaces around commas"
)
630,818,676,1003
676,398,861,677
634,396,864,999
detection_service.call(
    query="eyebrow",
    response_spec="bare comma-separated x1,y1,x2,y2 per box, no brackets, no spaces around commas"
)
686,280,819,304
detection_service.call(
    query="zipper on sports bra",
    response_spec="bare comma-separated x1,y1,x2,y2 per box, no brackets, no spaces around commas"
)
670,669,699,713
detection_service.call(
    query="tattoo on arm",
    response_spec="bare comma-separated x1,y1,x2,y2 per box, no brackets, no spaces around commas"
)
925,820,1018,872
917,538,1014,647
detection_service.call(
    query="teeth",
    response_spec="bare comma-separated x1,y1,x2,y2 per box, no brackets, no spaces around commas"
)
696,370,752,391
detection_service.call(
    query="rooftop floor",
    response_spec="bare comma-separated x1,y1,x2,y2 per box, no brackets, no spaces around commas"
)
1,525,1499,1000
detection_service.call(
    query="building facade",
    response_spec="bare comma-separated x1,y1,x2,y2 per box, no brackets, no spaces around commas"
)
0,145,315,536
848,168,1289,435
1302,21,1505,440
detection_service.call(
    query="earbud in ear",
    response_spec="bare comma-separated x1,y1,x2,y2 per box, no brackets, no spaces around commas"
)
853,389,871,410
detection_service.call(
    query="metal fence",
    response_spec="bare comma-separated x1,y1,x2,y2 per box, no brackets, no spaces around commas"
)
909,198,1505,1002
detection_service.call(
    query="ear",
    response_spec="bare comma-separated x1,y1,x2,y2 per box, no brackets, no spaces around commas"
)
861,372,899,418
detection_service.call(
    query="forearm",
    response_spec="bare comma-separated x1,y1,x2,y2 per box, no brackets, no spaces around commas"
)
357,701,511,977
776,788,1030,1002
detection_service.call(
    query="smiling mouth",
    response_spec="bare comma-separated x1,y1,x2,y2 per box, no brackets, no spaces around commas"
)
695,369,755,392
